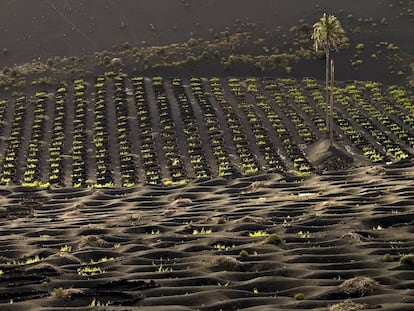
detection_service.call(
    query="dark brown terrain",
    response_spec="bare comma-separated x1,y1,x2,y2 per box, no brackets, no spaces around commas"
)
0,1,413,310
0,0,413,83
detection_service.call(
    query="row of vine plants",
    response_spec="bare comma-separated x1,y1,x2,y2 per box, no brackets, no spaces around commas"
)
0,76,412,187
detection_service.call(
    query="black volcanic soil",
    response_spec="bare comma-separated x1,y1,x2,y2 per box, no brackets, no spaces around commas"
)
0,163,414,310
0,0,413,85
0,1,413,311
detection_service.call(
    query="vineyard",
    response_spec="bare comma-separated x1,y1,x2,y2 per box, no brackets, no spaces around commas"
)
0,74,413,188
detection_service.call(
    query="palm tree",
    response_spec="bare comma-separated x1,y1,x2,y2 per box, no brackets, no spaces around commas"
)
312,13,346,146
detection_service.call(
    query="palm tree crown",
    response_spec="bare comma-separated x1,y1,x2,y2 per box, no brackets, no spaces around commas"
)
312,13,346,53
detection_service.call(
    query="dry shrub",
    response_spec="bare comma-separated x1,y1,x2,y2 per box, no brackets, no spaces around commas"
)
338,276,379,296
163,209,176,216
78,235,110,249
208,256,243,271
340,232,366,243
244,181,265,193
93,190,105,196
73,203,87,209
55,252,81,264
170,198,193,207
128,213,142,222
235,216,266,224
51,287,83,299
365,166,385,175
328,299,368,311
61,209,81,218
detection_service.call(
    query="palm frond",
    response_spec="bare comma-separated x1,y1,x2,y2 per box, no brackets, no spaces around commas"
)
312,13,346,52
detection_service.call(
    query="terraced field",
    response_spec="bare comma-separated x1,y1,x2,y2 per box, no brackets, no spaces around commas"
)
1,1,414,310
1,162,414,311
0,75,412,188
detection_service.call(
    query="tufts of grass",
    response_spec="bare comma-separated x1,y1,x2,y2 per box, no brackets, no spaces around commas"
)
77,266,106,277
7,255,43,266
60,245,71,252
248,230,269,238
193,228,213,235
298,231,311,239
89,257,115,264
155,263,173,273
26,255,42,265
89,298,110,307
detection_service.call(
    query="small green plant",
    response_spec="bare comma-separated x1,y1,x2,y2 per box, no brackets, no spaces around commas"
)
294,293,305,300
386,43,399,50
253,288,259,294
155,263,173,273
352,59,363,66
373,225,383,231
26,255,42,265
264,234,283,245
193,228,213,235
0,270,3,275
60,245,71,252
382,253,393,262
214,244,234,251
7,255,43,266
239,250,249,257
90,298,97,307
283,216,293,227
113,243,121,249
89,257,115,264
77,266,106,276
400,254,414,265
217,281,230,287
248,230,269,237
356,43,365,50
298,231,311,239
89,298,110,307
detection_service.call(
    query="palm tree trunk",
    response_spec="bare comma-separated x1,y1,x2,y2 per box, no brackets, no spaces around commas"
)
325,49,330,139
329,59,335,147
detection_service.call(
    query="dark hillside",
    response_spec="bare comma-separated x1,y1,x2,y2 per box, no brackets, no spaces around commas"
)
0,0,412,84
